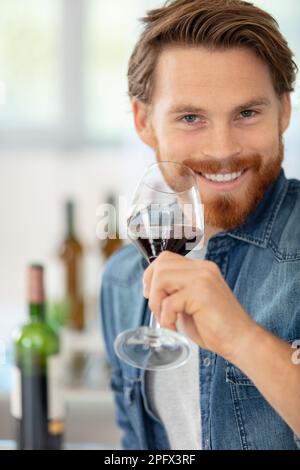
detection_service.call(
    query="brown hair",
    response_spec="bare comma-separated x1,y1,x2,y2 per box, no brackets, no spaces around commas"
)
128,0,298,103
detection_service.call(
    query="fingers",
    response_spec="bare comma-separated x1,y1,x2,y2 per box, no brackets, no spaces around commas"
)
146,269,198,316
143,251,221,326
143,251,197,298
159,288,189,330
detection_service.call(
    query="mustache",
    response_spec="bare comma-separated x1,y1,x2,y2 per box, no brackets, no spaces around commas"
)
182,154,262,174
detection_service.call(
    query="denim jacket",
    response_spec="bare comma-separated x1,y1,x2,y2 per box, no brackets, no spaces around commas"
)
100,168,300,450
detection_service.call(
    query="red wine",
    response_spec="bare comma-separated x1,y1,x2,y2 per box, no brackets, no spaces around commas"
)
128,224,203,262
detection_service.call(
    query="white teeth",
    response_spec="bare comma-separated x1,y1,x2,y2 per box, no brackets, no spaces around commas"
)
203,171,243,182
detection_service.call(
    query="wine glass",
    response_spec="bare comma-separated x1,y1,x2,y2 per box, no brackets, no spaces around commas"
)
114,161,204,370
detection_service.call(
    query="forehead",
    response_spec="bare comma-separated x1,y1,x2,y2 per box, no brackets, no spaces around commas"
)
152,46,276,109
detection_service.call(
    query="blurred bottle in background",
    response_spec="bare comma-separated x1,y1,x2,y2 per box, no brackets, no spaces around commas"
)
11,265,64,450
59,200,85,331
100,193,123,260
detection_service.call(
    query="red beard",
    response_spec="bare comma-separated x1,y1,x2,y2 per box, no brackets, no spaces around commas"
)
156,138,284,231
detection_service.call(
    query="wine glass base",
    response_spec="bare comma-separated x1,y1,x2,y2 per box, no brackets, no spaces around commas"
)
113,326,191,371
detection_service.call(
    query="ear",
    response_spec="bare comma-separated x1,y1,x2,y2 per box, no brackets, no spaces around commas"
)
279,93,292,135
131,99,157,149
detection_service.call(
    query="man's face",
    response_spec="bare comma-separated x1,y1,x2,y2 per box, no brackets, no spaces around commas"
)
133,46,291,231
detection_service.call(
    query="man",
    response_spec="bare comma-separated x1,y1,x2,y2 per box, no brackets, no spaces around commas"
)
101,0,300,450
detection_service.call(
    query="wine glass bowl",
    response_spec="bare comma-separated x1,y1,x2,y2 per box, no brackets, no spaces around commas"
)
113,161,204,371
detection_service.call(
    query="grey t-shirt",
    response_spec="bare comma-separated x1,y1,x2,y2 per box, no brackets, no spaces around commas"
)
145,245,206,450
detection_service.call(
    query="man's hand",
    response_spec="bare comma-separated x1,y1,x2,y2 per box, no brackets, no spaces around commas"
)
143,251,257,362
144,251,300,437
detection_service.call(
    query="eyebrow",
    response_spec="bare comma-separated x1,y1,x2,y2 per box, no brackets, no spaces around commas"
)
168,97,271,115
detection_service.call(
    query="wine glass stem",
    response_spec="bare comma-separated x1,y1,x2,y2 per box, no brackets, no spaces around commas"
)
149,312,160,335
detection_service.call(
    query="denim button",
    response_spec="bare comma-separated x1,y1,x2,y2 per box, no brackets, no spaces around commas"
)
203,357,211,367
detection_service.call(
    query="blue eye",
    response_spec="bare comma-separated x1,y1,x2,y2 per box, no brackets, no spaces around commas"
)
240,110,256,119
182,114,199,124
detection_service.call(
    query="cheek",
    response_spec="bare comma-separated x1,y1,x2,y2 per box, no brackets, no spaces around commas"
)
157,128,195,161
164,125,206,156
236,123,280,156
254,134,280,160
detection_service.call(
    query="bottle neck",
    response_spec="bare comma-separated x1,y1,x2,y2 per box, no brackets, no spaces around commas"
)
29,302,45,323
66,202,75,238
27,265,45,322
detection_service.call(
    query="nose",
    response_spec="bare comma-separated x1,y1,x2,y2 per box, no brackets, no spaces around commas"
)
201,123,242,161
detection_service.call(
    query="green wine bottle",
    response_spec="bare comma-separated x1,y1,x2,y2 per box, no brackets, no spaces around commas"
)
11,265,64,450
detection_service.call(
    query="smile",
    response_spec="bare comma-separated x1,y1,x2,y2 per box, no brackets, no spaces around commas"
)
196,169,249,191
202,170,244,182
